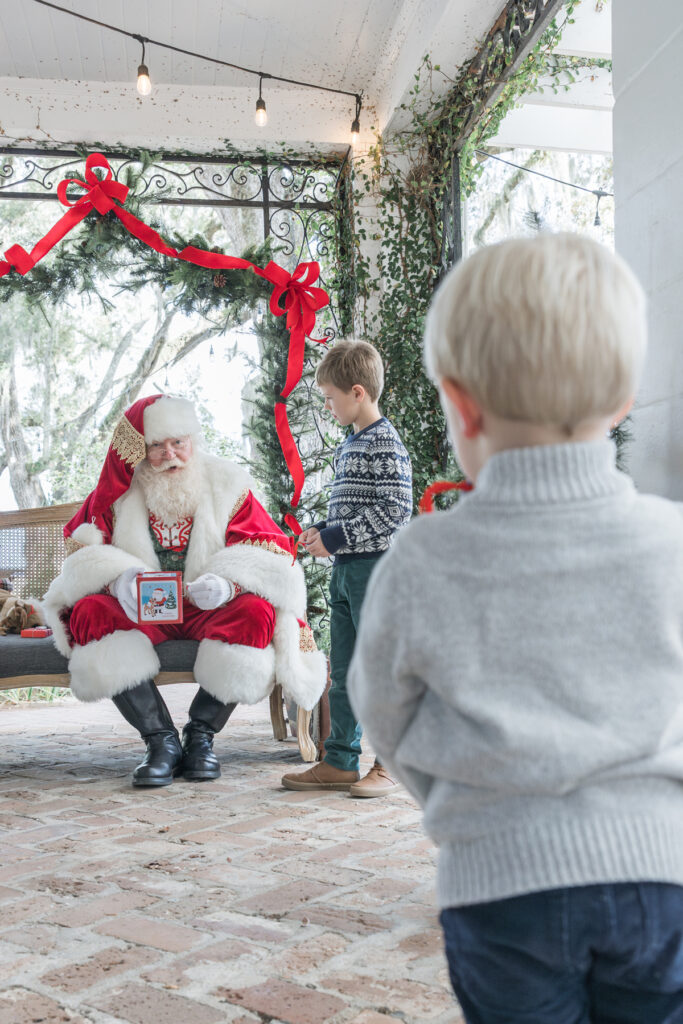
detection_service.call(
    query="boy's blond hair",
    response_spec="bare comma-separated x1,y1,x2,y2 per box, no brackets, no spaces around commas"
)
424,233,647,432
315,339,384,401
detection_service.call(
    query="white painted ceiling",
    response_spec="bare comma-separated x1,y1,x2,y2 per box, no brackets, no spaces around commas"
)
0,0,505,153
1,0,403,91
0,0,613,156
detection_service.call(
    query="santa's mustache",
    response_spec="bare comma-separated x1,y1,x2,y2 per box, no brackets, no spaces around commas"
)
150,457,185,473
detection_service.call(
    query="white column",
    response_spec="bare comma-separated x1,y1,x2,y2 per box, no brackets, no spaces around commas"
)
613,2,683,497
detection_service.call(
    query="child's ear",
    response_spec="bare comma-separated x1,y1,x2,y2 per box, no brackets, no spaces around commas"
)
441,379,484,439
611,396,634,428
352,384,366,402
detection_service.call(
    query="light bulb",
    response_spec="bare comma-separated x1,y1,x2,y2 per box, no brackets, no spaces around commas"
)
350,117,360,147
137,63,152,96
255,97,267,128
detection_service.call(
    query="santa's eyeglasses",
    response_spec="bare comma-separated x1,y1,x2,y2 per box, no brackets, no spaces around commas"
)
148,438,190,451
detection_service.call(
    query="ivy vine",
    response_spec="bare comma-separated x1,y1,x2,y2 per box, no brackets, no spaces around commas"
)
349,0,621,507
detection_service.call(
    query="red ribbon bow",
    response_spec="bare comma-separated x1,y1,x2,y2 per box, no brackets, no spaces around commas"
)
56,152,129,215
260,260,328,393
1,153,129,278
257,261,329,518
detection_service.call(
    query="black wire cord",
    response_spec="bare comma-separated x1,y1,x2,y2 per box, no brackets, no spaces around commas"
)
31,0,362,110
474,149,613,199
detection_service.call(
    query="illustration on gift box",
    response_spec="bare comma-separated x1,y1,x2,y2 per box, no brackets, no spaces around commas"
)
136,572,183,624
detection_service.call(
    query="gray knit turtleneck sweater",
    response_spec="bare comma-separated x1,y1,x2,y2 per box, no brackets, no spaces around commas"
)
348,440,683,908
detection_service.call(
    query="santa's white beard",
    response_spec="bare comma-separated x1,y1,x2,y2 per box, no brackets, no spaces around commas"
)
136,455,203,522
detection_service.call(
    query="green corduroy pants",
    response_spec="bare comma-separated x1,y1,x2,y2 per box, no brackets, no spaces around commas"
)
324,554,383,772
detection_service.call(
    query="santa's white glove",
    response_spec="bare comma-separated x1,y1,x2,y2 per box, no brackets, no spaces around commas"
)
186,573,235,611
109,566,145,623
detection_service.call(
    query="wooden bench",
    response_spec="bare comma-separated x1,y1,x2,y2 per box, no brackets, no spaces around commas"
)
0,502,321,761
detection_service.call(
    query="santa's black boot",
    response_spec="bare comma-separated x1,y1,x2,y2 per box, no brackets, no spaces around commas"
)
181,688,237,781
112,680,183,788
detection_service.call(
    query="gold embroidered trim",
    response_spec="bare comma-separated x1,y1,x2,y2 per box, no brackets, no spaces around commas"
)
64,536,84,556
228,488,250,523
299,624,317,653
239,539,291,557
111,414,146,468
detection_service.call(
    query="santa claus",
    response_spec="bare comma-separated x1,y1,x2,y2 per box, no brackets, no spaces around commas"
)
43,394,326,787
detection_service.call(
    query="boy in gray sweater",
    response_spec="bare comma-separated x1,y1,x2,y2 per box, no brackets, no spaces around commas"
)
348,234,683,1022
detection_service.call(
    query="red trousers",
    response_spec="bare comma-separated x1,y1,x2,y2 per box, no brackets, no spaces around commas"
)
69,593,275,649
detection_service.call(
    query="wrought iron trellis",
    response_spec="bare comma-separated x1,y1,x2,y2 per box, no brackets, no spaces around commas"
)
441,0,565,272
0,146,348,333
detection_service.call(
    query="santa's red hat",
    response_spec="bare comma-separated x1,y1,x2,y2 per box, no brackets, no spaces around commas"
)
64,394,200,548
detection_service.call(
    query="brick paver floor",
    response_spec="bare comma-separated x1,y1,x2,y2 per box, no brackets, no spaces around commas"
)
0,686,462,1024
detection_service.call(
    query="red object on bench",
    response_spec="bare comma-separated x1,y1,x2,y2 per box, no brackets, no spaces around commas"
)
20,627,53,638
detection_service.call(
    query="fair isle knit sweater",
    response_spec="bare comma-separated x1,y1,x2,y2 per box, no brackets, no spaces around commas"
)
318,417,413,561
348,440,683,908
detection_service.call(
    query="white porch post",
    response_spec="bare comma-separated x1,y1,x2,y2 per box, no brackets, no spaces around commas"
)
613,2,683,497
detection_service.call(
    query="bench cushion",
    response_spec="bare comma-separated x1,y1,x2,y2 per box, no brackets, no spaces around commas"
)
0,637,200,679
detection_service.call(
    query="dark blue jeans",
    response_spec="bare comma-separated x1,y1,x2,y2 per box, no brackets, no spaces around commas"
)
441,883,683,1024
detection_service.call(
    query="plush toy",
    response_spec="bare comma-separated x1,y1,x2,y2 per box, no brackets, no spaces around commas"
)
0,590,44,635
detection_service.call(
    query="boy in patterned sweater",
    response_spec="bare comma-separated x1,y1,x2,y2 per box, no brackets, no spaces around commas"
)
282,339,413,797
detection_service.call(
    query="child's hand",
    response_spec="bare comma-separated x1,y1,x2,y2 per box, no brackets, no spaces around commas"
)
302,528,331,558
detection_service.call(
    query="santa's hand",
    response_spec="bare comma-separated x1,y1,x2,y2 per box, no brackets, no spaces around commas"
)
186,573,234,610
110,566,145,622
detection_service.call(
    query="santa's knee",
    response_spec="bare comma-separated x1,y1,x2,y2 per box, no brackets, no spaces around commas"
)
235,593,276,647
68,629,160,703
193,639,275,705
69,594,123,646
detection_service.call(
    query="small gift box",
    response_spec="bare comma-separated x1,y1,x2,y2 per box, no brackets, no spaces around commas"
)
20,626,53,638
136,571,183,625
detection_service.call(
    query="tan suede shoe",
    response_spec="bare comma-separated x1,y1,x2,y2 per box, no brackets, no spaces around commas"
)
349,762,397,798
281,761,360,791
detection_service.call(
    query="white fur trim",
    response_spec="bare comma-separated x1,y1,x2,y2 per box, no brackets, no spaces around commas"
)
112,482,161,569
143,397,200,443
206,544,306,618
43,546,151,656
71,522,104,546
182,454,253,582
68,630,160,702
193,639,275,705
273,612,327,710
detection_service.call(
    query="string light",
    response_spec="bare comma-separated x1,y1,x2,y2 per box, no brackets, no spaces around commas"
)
593,190,608,227
350,95,361,147
134,36,152,97
31,0,361,144
474,149,613,216
255,76,267,128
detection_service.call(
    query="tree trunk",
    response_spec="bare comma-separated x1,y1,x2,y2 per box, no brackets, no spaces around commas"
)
0,355,47,509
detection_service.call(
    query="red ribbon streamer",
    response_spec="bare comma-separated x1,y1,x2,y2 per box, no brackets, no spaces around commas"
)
0,152,329,518
275,402,305,508
283,512,303,563
419,479,474,514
